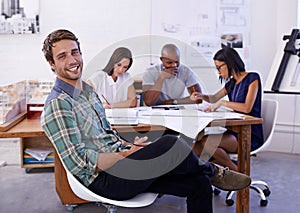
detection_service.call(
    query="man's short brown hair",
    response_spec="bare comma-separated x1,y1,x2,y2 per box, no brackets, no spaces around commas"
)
42,29,81,64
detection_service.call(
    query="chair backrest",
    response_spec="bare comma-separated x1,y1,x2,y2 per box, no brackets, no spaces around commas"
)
251,99,278,154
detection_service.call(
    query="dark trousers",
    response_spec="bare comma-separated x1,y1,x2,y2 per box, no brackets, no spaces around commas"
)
88,135,215,213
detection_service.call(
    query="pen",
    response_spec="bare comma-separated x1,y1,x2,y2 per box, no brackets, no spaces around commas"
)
101,94,110,105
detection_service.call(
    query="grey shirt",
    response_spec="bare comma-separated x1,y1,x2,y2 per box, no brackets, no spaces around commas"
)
142,64,199,105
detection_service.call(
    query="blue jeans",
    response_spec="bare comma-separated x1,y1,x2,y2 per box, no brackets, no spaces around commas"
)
88,135,215,213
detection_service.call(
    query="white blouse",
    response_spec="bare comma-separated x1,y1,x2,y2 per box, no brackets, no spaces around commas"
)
87,71,134,104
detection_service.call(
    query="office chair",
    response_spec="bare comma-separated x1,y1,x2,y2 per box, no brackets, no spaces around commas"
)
66,170,158,212
54,149,158,212
214,99,278,207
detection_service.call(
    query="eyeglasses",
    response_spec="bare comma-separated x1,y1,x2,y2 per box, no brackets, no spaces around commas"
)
216,63,226,71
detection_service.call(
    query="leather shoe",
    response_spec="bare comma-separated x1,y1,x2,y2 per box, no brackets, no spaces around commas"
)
210,163,251,191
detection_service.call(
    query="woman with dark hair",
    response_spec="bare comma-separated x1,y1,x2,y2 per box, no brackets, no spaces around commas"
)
87,47,137,108
190,47,263,171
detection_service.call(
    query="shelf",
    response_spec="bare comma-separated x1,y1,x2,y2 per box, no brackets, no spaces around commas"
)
20,136,54,169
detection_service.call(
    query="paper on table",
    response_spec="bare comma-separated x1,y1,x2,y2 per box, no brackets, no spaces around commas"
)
139,109,196,117
105,108,138,118
137,105,244,138
164,116,213,138
139,112,213,139
204,111,245,120
107,117,139,126
139,108,244,120
196,102,233,112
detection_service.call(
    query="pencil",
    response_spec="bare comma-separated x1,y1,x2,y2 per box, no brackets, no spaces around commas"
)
101,94,110,105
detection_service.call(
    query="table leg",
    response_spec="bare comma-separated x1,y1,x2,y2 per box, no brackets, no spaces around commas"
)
236,124,251,213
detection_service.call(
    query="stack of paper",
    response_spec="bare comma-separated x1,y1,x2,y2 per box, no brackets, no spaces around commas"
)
24,148,53,161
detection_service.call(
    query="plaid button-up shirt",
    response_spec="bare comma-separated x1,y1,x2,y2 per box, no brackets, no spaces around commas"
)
41,78,127,186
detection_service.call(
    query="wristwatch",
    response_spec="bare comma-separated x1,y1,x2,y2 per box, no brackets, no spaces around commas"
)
173,99,178,105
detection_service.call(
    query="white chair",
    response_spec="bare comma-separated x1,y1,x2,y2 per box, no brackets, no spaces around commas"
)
220,99,278,207
53,149,158,212
66,170,158,212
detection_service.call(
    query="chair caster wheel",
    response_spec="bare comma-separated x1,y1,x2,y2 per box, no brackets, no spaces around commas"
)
66,205,73,212
260,199,268,207
263,188,271,197
25,168,31,173
226,199,234,206
65,204,77,212
213,188,221,196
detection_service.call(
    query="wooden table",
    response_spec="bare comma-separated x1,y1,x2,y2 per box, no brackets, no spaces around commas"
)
0,116,262,213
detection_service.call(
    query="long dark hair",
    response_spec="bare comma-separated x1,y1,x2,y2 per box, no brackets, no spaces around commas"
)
213,47,245,92
102,47,133,76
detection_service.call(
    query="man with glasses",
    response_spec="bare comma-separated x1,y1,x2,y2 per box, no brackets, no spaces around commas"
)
142,44,202,106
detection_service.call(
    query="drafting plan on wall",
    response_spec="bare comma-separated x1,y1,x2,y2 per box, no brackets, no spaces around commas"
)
151,0,251,67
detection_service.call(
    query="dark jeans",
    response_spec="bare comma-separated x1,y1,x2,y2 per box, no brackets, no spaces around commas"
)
88,135,215,213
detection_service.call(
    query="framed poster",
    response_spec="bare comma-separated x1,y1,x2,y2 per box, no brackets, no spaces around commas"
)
0,0,39,34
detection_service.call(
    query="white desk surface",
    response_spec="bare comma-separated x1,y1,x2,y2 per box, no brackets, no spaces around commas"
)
106,104,245,138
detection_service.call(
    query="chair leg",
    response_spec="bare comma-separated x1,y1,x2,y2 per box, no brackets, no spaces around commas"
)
223,184,270,207
225,191,236,206
251,180,271,197
250,185,268,207
65,204,78,212
213,187,221,196
102,203,118,213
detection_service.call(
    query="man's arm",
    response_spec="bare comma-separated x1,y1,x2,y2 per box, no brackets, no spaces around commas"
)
41,99,99,177
96,135,150,171
143,83,202,105
143,84,162,106
178,66,203,104
143,66,176,106
156,83,202,105
186,83,202,104
96,146,142,171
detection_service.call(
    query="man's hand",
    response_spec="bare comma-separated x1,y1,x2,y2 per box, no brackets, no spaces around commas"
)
190,91,204,104
133,136,151,147
160,66,178,80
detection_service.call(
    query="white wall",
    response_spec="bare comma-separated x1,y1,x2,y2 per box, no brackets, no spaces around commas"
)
0,0,152,85
250,0,277,84
0,0,298,86
250,0,299,85
264,93,300,154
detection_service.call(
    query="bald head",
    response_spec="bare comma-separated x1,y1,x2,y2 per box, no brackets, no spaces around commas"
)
160,44,181,69
161,44,180,61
